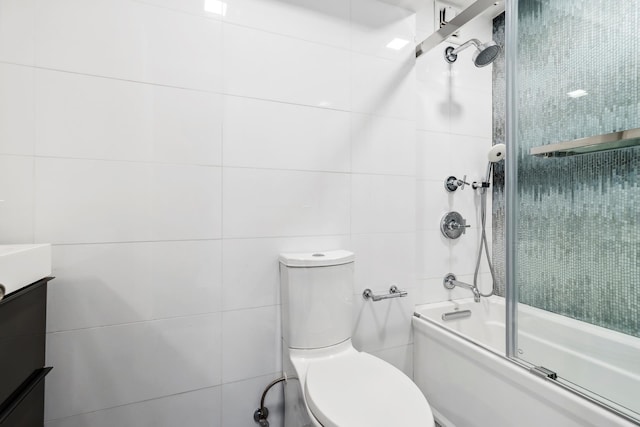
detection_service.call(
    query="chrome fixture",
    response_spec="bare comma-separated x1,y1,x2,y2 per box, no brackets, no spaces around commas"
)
444,175,469,192
444,39,501,67
441,309,472,321
362,285,407,302
530,366,558,380
416,0,504,57
443,273,480,302
469,143,506,300
440,211,470,239
254,376,289,427
530,127,640,158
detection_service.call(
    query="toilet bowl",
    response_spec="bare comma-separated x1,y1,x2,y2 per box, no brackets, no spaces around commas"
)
279,250,434,427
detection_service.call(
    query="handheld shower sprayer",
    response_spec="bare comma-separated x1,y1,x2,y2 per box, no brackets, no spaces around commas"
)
470,143,506,300
472,143,506,190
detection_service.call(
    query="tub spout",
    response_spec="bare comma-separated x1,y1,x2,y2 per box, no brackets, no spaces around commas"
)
443,273,481,303
472,286,481,303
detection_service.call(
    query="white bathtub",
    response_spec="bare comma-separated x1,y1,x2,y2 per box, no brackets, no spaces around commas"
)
413,296,640,427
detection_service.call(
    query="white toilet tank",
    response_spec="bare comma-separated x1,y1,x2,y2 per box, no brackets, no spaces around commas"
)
279,250,354,349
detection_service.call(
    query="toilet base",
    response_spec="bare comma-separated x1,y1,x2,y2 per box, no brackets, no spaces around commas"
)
282,344,321,427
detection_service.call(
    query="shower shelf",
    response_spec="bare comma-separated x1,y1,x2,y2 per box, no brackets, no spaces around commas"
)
530,127,640,158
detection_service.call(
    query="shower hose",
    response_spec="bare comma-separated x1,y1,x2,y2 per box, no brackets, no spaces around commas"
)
474,185,497,298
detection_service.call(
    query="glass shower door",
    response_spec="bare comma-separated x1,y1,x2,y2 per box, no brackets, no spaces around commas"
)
505,0,640,422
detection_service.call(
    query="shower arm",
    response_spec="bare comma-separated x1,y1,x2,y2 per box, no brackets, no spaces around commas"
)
450,39,482,55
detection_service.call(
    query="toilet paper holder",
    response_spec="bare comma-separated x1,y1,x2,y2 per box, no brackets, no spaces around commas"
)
363,285,408,301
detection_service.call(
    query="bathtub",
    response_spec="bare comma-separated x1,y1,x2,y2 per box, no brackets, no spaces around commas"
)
412,296,640,427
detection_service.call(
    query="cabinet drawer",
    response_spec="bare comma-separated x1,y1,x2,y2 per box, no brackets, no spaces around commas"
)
0,281,48,405
0,369,49,427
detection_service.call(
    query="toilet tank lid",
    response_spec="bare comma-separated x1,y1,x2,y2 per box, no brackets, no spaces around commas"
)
279,250,354,267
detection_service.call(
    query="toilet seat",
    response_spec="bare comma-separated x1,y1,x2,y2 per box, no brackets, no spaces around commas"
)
304,352,434,427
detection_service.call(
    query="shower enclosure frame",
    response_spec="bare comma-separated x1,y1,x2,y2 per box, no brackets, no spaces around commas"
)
503,0,639,424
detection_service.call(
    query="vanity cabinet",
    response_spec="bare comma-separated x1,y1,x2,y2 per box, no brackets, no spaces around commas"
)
0,278,53,427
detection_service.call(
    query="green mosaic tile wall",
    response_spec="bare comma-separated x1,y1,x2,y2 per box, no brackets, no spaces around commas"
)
493,2,640,338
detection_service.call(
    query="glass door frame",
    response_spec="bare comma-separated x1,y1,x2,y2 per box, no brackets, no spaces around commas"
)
503,1,639,423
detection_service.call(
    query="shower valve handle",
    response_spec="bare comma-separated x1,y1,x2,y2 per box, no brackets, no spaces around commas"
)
447,219,470,232
441,211,470,239
445,175,470,192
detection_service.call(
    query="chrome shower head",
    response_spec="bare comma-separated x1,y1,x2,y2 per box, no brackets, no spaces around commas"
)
444,39,501,67
472,41,500,67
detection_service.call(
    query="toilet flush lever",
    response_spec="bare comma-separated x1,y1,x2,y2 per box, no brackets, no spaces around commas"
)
362,285,408,302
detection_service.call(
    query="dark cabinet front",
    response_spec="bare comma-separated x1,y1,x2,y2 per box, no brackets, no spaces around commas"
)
0,278,53,427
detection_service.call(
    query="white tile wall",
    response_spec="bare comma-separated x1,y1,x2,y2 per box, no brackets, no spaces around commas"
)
35,69,223,164
0,0,496,425
44,387,222,427
351,174,416,234
350,0,415,61
222,168,350,238
414,8,495,306
0,155,35,243
223,96,351,172
371,343,414,378
47,241,223,331
221,235,349,311
45,313,223,420
35,0,223,90
352,113,416,176
221,373,284,427
225,0,351,49
352,52,416,120
223,23,351,109
0,64,35,156
221,305,281,383
0,0,35,65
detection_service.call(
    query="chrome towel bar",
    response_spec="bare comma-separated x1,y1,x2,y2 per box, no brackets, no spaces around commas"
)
362,285,407,302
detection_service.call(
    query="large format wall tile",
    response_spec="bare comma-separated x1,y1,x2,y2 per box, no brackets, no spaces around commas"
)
223,96,350,172
0,0,35,65
224,0,350,49
221,306,280,383
350,0,415,61
352,53,415,120
35,69,222,165
351,174,415,234
0,155,35,243
34,159,221,244
352,113,416,176
349,232,416,294
35,0,222,91
222,235,349,311
44,387,222,427
45,314,223,420
48,241,223,332
223,168,350,238
221,374,284,427
0,64,35,156
223,23,350,109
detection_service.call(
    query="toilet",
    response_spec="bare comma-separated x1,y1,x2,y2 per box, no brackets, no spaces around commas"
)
279,250,435,427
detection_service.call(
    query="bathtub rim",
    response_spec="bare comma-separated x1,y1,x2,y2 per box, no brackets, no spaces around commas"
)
412,304,640,426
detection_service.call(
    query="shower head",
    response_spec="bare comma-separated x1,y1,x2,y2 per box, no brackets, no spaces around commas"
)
473,144,507,190
488,143,506,162
473,41,500,67
444,39,501,67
